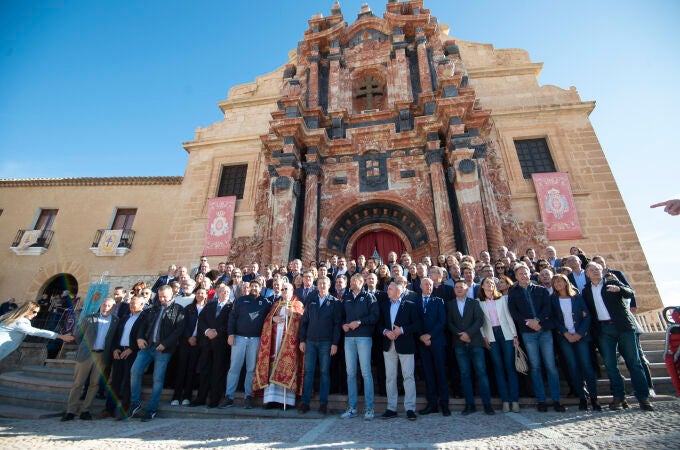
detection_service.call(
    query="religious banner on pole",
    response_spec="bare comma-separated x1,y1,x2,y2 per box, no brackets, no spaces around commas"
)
97,229,122,256
532,172,583,240
203,196,236,256
78,283,109,322
17,230,41,249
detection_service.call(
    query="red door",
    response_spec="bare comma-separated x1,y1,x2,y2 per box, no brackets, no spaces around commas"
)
352,231,406,263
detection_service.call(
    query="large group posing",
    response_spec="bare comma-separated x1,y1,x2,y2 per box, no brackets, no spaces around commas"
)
0,244,657,423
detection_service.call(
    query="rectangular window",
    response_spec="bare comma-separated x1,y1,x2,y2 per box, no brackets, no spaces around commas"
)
217,164,248,199
514,138,556,179
34,209,58,231
112,208,137,230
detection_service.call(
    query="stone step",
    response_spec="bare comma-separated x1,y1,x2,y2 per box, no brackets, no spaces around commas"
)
0,404,62,419
44,358,76,369
639,340,666,351
0,385,79,411
638,332,666,341
0,371,72,395
22,364,74,381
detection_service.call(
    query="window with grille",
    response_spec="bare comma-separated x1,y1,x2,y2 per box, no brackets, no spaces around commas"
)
34,209,58,231
217,164,248,199
112,208,137,230
514,138,556,179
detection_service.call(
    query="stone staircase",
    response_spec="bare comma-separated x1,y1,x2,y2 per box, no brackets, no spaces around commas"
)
0,332,676,419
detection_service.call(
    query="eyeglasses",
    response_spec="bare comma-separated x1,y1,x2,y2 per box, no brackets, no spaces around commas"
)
233,274,242,277
29,310,40,314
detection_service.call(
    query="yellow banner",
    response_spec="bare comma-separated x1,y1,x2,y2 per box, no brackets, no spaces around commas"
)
18,230,41,249
97,229,122,256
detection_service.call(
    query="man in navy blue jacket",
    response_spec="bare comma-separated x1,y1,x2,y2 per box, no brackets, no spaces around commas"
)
416,277,450,416
298,276,342,414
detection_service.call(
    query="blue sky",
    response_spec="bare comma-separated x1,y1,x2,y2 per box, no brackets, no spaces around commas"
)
1,1,678,305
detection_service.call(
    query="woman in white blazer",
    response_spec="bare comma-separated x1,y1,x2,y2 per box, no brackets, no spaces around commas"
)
0,301,74,361
477,277,520,413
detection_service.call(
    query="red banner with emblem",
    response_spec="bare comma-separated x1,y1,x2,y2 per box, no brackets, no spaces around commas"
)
532,172,583,240
203,196,236,256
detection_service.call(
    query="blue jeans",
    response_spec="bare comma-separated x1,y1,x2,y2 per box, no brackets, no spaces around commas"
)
454,345,491,406
522,330,561,403
130,346,173,412
301,340,332,405
488,327,519,402
598,323,649,400
226,336,260,398
344,336,374,410
557,334,597,400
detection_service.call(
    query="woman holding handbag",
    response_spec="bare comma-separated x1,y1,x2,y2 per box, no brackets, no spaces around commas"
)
478,277,521,413
551,273,601,411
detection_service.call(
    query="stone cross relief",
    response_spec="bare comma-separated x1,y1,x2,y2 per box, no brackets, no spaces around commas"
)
356,76,383,110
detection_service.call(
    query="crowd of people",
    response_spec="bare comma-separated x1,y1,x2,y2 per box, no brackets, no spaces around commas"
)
2,243,656,423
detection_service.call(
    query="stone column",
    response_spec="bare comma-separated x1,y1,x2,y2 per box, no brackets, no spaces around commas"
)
416,29,433,94
328,41,341,110
450,149,488,258
479,161,505,253
270,174,299,265
392,28,412,103
307,50,320,108
426,149,456,254
301,162,321,264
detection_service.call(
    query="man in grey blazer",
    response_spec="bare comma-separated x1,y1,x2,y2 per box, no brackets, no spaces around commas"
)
62,298,118,421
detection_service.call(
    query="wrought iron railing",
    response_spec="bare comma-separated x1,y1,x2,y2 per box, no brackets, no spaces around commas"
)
10,229,55,249
90,228,136,249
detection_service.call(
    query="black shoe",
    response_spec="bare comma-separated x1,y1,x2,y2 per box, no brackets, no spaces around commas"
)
418,405,438,415
441,406,451,417
621,399,630,409
127,402,142,418
461,404,476,416
79,411,93,421
591,400,602,412
243,396,254,409
141,410,156,422
218,398,234,409
298,403,310,414
61,413,75,422
553,402,566,412
318,403,328,415
579,399,588,411
381,409,398,419
189,401,205,408
263,402,276,410
406,410,417,421
537,402,548,412
609,398,624,411
483,405,495,415
639,399,654,412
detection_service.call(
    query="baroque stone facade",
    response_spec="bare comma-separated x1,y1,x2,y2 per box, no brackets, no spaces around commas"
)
0,1,663,312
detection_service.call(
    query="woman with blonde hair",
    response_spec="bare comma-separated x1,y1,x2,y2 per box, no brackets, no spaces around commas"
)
477,277,520,413
1,301,74,361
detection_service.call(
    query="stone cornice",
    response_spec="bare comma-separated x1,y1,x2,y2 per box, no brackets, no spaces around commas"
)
218,95,280,113
0,176,183,188
467,63,543,79
489,101,596,117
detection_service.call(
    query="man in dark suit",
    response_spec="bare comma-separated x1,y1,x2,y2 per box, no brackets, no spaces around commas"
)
298,276,342,414
429,266,454,303
128,285,185,422
448,279,493,415
193,283,232,408
293,270,317,305
416,277,450,416
62,298,119,421
582,262,653,411
107,295,145,419
151,265,177,294
379,280,421,421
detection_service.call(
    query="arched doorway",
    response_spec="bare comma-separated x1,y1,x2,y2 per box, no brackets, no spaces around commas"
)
40,273,79,299
351,230,406,263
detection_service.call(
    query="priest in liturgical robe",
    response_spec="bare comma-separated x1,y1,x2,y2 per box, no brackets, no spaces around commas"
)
253,280,305,407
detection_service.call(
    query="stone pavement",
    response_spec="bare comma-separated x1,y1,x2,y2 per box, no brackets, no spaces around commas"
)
1,399,679,449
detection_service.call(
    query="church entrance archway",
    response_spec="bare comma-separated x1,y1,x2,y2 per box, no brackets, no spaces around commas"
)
350,229,406,263
39,273,79,299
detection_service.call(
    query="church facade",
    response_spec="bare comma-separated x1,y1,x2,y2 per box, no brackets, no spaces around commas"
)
0,1,663,311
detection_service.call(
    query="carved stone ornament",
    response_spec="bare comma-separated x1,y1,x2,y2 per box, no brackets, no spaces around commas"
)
274,176,292,191
458,158,476,174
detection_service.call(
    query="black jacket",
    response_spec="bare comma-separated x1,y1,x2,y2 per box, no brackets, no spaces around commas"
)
379,297,422,354
227,294,272,337
198,300,232,344
136,301,185,353
299,292,342,345
341,289,379,338
447,298,485,347
507,282,555,333
582,279,635,336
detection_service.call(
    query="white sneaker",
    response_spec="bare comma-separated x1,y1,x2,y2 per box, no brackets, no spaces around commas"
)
341,407,358,419
502,402,510,413
511,402,520,413
170,400,180,406
364,409,375,420
181,399,191,406
648,388,656,398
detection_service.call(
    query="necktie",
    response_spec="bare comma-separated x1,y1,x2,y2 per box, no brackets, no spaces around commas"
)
303,288,309,298
423,296,429,312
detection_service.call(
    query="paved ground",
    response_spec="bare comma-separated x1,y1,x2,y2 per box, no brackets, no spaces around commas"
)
1,399,679,449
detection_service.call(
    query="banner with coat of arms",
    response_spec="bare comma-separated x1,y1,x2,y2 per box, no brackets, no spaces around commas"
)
18,230,42,249
97,229,122,256
532,172,583,240
203,196,236,256
78,284,109,322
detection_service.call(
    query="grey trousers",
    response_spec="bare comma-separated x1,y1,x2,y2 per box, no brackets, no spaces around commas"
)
383,343,416,412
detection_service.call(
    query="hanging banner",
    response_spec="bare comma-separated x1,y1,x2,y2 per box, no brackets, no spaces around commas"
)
18,230,42,249
97,229,122,256
532,172,583,240
78,284,109,322
203,196,236,256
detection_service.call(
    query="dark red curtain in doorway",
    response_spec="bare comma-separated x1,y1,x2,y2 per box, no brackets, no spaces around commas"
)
352,231,406,263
